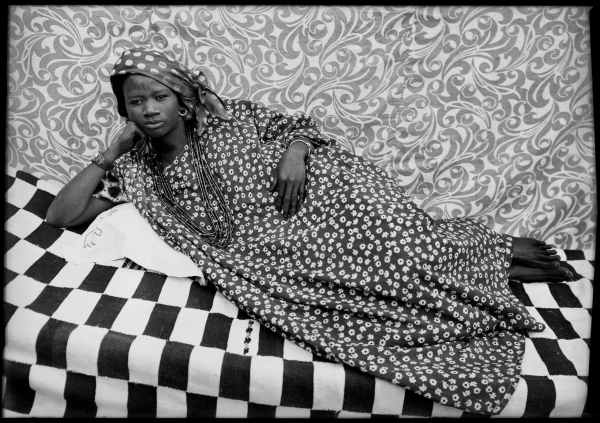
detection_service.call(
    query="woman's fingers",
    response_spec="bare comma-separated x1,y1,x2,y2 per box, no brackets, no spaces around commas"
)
268,174,278,193
282,182,295,218
287,179,307,218
279,176,306,218
131,130,144,149
127,122,147,144
289,184,300,218
276,180,286,212
296,182,305,214
116,121,145,154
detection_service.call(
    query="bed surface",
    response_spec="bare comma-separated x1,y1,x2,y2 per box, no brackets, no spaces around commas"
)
3,169,594,417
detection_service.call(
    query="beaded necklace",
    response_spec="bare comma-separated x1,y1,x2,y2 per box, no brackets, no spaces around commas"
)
143,126,235,249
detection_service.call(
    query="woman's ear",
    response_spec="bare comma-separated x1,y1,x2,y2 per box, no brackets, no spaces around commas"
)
177,96,194,122
179,107,193,121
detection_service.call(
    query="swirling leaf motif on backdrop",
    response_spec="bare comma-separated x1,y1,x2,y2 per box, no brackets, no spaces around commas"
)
6,5,595,249
395,6,594,250
8,5,410,177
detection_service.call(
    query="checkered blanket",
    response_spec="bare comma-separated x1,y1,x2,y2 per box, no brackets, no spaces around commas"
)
3,169,593,417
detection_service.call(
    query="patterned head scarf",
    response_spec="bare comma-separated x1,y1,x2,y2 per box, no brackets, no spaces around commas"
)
109,47,230,136
108,47,235,249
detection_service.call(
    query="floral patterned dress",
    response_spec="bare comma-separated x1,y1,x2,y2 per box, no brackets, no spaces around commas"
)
93,98,545,415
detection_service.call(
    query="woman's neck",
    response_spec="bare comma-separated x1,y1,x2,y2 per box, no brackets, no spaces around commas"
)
151,123,188,163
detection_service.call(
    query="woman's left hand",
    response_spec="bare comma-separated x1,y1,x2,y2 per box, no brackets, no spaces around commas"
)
269,142,310,218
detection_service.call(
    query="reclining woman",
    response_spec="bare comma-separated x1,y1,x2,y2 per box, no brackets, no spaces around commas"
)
46,48,572,415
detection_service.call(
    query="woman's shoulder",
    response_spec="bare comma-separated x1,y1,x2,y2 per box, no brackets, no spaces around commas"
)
222,97,255,111
222,97,262,121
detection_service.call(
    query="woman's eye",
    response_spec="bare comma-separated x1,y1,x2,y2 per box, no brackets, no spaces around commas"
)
157,95,167,100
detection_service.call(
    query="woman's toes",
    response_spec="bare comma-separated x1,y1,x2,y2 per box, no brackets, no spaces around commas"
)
509,263,574,283
555,267,573,281
544,275,566,283
518,258,561,269
547,275,569,283
539,254,560,261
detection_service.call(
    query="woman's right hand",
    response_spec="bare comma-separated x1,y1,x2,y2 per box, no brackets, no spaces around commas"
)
112,121,148,156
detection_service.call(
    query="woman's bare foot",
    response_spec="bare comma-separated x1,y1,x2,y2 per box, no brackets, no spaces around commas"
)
511,237,561,269
509,263,573,283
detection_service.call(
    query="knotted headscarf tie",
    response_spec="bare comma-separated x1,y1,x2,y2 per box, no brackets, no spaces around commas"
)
109,47,231,137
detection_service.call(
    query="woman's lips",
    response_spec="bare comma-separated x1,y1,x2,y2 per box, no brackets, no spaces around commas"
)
145,121,164,129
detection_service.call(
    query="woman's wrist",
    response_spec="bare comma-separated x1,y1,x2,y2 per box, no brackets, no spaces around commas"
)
103,144,122,163
288,139,311,159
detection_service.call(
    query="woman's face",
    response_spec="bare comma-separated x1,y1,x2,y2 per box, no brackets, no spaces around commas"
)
122,74,183,139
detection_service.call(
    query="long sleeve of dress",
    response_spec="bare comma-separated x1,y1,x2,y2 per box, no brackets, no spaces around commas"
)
240,100,335,150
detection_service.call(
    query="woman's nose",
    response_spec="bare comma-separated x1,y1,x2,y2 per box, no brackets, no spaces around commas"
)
143,101,158,116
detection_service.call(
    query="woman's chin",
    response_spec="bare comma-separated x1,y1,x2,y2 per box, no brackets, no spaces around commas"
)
143,126,168,139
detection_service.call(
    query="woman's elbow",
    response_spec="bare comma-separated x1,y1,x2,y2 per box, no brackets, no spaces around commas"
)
45,206,65,227
45,199,72,227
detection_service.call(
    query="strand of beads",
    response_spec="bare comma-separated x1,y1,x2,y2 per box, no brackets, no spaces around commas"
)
147,127,235,249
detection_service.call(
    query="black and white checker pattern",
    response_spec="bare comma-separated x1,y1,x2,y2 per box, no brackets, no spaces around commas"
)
3,169,594,418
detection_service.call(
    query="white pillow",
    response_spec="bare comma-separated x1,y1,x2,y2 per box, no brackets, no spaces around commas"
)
61,203,206,285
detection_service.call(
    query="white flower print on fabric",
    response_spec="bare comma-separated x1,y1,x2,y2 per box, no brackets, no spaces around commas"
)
95,99,544,415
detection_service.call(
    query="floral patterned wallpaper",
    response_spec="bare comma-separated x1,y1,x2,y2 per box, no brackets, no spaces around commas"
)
6,6,595,250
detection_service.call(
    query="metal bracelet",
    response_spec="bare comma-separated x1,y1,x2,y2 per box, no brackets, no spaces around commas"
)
289,138,314,156
91,151,114,172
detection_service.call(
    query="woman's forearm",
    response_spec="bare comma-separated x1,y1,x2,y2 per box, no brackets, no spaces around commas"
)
46,145,122,227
